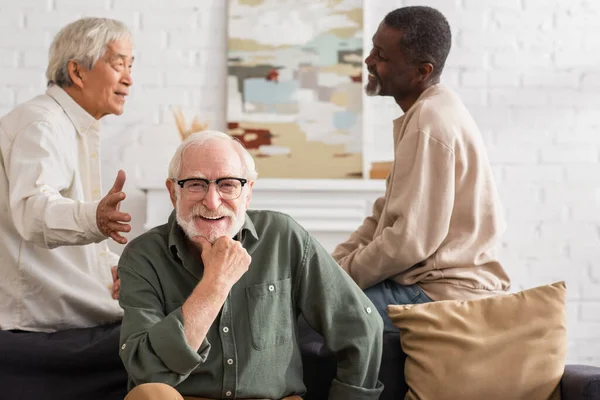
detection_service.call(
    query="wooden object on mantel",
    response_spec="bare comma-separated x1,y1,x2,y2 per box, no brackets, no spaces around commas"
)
369,161,393,179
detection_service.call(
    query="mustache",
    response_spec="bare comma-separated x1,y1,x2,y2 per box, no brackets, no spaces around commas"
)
188,203,235,219
367,68,379,78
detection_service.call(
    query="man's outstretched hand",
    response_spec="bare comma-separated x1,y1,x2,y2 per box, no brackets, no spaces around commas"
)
97,169,131,244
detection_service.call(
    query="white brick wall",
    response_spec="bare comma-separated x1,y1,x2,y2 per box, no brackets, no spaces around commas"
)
0,0,599,366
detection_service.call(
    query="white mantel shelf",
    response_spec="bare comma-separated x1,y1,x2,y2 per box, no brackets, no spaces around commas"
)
139,178,386,252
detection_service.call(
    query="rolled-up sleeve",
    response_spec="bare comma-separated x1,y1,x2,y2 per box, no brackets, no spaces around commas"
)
295,232,384,400
118,264,210,386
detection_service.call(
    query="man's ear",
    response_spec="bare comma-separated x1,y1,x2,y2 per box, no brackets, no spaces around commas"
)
67,60,85,89
166,179,177,208
244,180,254,209
417,62,434,82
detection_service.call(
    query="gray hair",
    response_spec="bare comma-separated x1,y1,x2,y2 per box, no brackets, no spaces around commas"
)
168,130,258,181
46,17,132,87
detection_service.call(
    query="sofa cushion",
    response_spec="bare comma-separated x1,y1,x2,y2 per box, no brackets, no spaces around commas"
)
388,281,567,400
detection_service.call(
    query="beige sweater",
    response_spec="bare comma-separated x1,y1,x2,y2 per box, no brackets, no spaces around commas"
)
332,84,510,301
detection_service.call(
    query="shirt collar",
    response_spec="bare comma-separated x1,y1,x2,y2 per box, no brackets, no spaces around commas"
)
46,84,101,136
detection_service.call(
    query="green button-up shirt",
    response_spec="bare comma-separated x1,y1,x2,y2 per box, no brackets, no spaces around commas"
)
118,209,383,400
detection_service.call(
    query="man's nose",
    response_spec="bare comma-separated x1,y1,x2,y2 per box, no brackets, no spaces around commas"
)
202,183,222,209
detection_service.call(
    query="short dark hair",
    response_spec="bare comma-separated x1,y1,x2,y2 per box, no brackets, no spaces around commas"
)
383,6,452,79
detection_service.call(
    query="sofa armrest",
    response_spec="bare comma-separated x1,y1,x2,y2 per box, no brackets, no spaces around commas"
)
561,364,600,400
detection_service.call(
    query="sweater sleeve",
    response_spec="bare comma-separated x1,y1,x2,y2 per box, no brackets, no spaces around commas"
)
337,129,455,289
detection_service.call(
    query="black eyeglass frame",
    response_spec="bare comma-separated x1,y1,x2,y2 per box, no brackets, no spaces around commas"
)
172,177,248,199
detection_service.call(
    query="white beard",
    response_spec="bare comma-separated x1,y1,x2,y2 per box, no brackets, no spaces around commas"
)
175,196,246,243
365,80,382,96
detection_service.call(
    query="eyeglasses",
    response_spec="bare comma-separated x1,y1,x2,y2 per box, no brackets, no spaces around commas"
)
173,177,248,200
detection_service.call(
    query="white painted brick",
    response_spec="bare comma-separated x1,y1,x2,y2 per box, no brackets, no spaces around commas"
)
0,87,15,107
506,202,569,223
555,128,600,145
0,29,49,48
522,71,580,89
453,88,487,105
113,0,211,9
80,11,138,30
0,69,45,86
168,31,226,50
0,49,18,67
464,0,521,10
0,0,52,9
0,10,23,29
16,87,44,104
444,10,487,32
141,12,197,30
460,70,488,87
569,241,600,260
488,71,519,87
591,265,600,282
549,90,600,108
539,222,599,244
25,12,80,29
191,91,222,110
165,68,214,87
567,322,600,340
556,13,600,30
543,186,599,209
540,145,598,164
129,68,163,86
131,30,167,50
137,49,192,68
492,10,554,30
582,281,600,300
493,128,552,146
503,165,564,183
439,68,460,87
23,50,48,68
489,89,551,107
565,165,600,184
583,73,600,87
136,87,189,106
402,0,460,14
488,143,540,163
54,0,109,11
492,50,552,68
459,30,518,49
555,50,600,69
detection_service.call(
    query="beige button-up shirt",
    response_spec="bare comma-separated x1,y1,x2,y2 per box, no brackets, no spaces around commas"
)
0,84,123,332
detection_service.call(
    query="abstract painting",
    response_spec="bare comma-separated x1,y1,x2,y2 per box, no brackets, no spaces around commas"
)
227,0,363,179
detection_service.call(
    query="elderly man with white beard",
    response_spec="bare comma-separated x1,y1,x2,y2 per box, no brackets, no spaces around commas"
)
117,131,384,400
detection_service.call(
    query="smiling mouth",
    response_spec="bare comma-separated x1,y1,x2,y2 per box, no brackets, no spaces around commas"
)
198,216,225,221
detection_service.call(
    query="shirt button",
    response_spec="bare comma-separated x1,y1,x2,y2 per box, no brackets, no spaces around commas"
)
225,391,232,397
223,327,229,333
268,285,275,292
121,344,126,350
366,307,372,314
93,188,99,195
227,358,234,365
91,152,97,159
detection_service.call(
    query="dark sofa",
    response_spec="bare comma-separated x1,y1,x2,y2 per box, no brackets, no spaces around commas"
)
301,332,600,400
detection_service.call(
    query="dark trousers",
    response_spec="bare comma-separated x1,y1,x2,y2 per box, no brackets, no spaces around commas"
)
0,322,128,400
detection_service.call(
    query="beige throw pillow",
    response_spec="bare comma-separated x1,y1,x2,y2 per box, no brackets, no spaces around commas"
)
388,281,567,400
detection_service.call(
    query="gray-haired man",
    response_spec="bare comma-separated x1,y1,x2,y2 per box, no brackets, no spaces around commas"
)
0,17,134,399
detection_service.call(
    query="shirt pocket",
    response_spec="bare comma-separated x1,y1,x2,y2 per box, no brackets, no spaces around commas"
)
245,278,293,351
